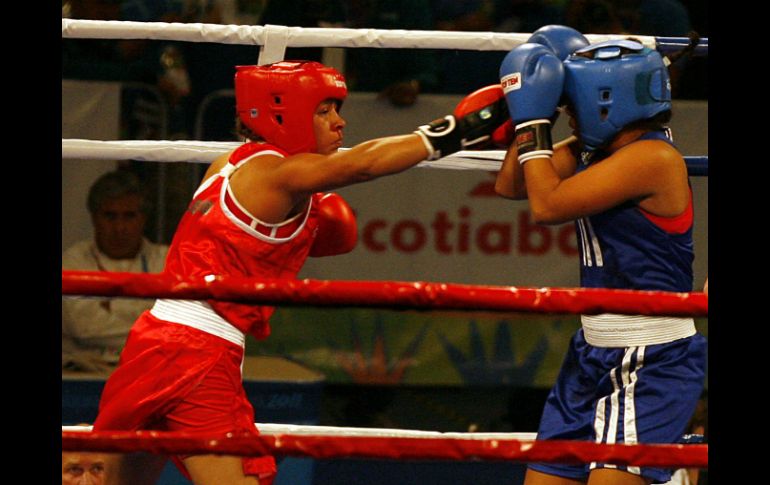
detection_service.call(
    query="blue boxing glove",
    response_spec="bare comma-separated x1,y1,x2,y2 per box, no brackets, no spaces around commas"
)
499,43,564,163
527,24,589,61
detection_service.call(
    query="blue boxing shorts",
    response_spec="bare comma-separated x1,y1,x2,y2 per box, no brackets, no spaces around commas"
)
528,329,706,484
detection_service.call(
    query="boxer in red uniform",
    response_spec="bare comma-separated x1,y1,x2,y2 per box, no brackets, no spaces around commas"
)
93,60,512,485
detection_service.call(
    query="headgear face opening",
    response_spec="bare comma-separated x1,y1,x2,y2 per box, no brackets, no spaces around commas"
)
563,39,671,152
235,61,348,154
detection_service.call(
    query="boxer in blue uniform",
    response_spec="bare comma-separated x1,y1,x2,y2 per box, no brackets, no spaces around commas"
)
495,26,707,485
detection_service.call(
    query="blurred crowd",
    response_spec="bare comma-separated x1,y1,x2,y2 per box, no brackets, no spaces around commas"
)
63,0,707,141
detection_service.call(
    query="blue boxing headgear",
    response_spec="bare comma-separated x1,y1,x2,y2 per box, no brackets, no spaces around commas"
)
563,39,671,152
528,25,589,61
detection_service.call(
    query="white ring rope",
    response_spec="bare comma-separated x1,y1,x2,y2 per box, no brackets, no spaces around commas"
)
62,423,537,441
62,139,239,164
62,19,705,170
61,139,505,171
62,19,651,51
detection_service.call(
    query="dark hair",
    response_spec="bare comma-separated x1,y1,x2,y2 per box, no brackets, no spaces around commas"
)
564,0,625,35
235,117,264,142
87,169,150,214
624,109,673,133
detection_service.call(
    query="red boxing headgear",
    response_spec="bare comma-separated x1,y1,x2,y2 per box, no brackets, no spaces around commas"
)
235,61,348,154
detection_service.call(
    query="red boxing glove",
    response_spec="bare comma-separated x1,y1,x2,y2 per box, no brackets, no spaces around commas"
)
454,84,514,147
492,119,515,148
310,192,358,257
453,84,512,150
415,84,509,160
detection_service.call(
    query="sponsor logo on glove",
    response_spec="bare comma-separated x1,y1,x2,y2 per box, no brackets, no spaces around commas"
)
501,72,521,94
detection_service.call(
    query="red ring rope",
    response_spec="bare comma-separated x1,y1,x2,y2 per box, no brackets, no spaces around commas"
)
61,430,707,468
62,270,707,317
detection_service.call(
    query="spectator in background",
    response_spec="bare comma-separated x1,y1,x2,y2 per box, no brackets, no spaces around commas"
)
62,0,129,82
433,0,565,94
434,0,496,32
493,0,564,35
62,169,168,372
563,0,626,35
341,0,440,106
117,0,193,137
62,0,189,94
62,0,194,138
433,0,506,93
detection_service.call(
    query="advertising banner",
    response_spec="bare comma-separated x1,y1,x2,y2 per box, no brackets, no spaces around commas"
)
254,166,708,388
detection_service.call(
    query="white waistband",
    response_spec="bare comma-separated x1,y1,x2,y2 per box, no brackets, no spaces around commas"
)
150,299,245,347
580,313,696,347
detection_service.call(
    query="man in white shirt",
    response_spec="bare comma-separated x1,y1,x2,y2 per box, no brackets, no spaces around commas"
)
62,169,169,371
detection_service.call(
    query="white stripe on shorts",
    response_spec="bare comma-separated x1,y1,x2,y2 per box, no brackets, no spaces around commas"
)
591,347,644,475
624,346,644,475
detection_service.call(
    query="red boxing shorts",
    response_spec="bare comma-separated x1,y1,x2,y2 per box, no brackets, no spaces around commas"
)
93,311,277,482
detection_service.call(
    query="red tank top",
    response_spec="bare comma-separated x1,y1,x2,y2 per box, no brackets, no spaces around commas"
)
163,143,320,339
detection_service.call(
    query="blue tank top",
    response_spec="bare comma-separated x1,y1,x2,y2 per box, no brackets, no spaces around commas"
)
574,130,694,292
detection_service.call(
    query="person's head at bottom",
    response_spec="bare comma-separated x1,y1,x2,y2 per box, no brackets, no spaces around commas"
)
62,452,112,485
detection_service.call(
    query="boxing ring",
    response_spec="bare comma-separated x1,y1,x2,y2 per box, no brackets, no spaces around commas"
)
62,18,708,482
